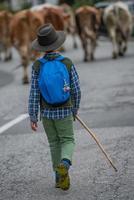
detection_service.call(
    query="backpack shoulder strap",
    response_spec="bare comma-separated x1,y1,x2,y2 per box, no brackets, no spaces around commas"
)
32,60,40,73
60,57,73,72
33,56,73,73
32,57,47,73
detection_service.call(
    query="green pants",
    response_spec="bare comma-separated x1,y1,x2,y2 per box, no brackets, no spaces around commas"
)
42,115,75,171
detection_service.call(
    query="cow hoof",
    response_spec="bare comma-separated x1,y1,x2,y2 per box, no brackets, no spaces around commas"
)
4,57,10,62
8,53,12,60
123,46,127,53
84,58,88,62
22,77,29,84
4,54,12,62
91,58,94,61
118,52,124,57
112,52,118,59
73,43,78,49
4,58,8,62
90,54,94,61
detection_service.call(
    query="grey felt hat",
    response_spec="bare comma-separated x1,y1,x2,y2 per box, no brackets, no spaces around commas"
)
31,23,66,52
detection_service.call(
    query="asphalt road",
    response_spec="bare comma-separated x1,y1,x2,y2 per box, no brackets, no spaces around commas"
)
0,36,134,200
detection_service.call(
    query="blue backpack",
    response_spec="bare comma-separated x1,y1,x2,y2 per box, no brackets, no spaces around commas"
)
38,55,71,105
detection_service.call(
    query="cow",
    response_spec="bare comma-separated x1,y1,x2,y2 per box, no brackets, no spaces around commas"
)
103,1,133,58
0,10,12,61
30,3,69,31
30,3,71,50
75,6,101,62
60,3,78,49
10,10,44,84
31,3,71,30
43,7,65,31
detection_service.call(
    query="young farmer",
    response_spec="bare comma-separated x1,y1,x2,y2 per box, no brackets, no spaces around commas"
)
28,23,81,190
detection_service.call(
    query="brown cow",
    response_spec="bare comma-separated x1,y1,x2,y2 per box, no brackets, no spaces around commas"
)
30,3,70,51
10,10,44,84
0,10,12,61
60,3,78,49
75,6,101,61
43,7,65,31
30,3,69,31
31,3,69,50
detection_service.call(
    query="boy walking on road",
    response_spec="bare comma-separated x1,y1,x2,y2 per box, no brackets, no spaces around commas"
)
28,23,81,190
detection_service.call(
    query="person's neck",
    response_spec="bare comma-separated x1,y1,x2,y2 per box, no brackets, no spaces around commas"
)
45,51,59,54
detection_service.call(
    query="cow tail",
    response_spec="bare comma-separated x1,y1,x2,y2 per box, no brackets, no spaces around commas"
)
84,26,96,41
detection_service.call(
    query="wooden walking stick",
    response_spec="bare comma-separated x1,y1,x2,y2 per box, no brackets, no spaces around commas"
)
76,115,118,172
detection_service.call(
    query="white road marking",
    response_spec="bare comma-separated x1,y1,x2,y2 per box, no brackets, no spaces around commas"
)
0,113,29,134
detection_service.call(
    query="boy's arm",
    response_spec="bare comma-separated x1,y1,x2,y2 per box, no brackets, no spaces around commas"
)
70,65,81,117
28,63,40,124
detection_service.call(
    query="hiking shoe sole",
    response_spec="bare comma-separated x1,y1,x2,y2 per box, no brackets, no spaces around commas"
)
55,182,60,188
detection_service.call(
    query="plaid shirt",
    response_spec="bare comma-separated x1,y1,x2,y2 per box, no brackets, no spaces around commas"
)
28,53,81,122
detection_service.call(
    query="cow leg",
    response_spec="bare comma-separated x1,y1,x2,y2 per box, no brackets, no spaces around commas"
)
90,39,97,61
122,39,128,55
22,55,29,84
3,39,12,61
23,64,29,84
85,38,96,62
86,39,93,61
4,47,12,61
117,36,123,56
109,29,118,59
116,32,124,56
83,38,89,62
80,34,88,62
112,39,118,59
20,46,30,84
83,41,88,62
72,33,78,49
118,41,124,56
70,25,78,49
117,34,127,57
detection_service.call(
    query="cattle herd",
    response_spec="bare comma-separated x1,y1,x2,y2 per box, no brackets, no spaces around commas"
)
0,1,133,84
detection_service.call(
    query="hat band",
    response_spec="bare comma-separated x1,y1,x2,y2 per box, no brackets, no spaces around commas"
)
38,34,58,46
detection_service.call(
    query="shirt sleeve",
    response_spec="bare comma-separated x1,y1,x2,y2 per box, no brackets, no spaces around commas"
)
70,64,81,115
28,65,40,122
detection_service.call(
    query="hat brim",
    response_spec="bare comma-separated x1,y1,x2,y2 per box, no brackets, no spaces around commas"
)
31,31,66,52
